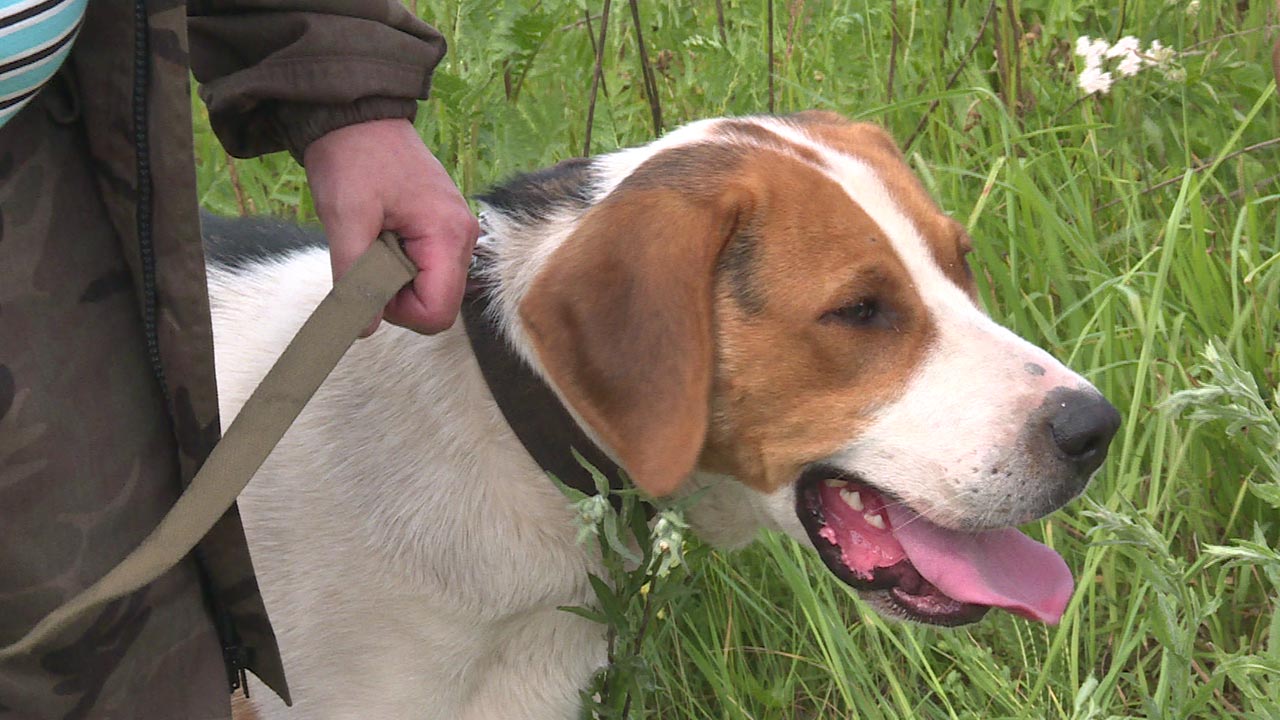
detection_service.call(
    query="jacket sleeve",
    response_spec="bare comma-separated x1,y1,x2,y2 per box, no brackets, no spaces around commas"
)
187,1,446,160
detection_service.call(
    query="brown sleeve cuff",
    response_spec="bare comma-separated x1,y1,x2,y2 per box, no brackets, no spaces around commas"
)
275,96,419,162
189,7,445,160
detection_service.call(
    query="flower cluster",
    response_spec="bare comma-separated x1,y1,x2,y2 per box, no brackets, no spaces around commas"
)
648,510,689,578
1075,35,1178,95
572,492,611,544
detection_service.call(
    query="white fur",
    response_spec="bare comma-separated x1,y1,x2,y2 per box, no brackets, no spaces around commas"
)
210,116,1106,719
210,252,605,719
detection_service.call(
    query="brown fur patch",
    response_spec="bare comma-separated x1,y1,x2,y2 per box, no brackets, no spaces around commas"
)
702,151,935,491
786,111,978,297
523,124,941,495
715,222,765,314
616,142,749,195
715,119,828,167
521,146,755,495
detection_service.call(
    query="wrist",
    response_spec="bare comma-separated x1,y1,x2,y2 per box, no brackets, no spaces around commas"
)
287,98,419,165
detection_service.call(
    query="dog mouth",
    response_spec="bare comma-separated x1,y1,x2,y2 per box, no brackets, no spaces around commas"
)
795,467,1074,626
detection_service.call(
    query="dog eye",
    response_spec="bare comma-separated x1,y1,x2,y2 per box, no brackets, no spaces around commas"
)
823,299,880,326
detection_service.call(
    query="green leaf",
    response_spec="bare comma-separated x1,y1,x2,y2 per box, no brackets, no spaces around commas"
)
571,448,615,498
557,604,608,625
547,471,591,503
586,573,625,626
600,512,642,565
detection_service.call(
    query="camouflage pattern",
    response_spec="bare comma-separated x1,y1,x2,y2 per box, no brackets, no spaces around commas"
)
0,67,231,720
0,1,445,717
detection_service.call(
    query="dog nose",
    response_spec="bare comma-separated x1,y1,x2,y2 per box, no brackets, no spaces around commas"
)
1047,390,1121,474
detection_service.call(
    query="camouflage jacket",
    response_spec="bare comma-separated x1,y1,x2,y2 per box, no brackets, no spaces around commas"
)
77,0,444,702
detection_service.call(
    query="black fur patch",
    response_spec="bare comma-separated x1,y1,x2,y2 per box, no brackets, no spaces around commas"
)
476,157,596,221
201,210,327,270
617,143,748,195
716,224,765,315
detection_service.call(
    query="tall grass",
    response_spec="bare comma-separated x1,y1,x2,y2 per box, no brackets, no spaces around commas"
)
194,1,1280,716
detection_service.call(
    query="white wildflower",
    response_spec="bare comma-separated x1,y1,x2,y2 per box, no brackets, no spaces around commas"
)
571,494,610,544
1106,35,1140,59
1072,34,1179,95
1077,65,1114,95
1070,35,1111,67
1186,0,1201,17
1075,35,1110,68
1146,39,1175,66
1088,39,1110,60
1116,52,1144,77
1103,35,1144,76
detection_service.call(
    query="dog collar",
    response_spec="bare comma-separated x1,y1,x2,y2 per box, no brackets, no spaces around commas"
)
459,270,633,508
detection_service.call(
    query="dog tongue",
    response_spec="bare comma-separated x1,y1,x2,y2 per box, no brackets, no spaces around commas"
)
883,506,1074,624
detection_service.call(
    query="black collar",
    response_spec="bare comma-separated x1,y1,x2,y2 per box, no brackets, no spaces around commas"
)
459,278,632,507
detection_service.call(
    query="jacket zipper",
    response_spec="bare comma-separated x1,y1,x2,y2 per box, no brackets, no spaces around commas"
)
132,0,164,402
132,0,246,695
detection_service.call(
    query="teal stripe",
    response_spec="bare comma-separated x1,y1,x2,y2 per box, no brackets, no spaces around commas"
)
0,93,34,124
0,0,85,129
0,36,71,97
0,0,85,61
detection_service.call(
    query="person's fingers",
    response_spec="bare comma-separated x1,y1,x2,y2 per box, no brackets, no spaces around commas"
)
304,117,479,337
318,200,385,335
360,310,385,339
321,199,382,281
384,215,479,334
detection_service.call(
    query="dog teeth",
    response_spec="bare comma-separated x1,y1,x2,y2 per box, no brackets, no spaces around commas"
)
839,489,863,511
823,478,846,488
864,513,886,530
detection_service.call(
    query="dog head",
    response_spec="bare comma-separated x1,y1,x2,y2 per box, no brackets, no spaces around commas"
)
482,111,1120,626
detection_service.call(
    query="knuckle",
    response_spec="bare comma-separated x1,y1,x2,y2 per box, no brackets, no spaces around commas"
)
409,315,453,336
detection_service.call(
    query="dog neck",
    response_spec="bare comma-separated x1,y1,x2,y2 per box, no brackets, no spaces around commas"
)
459,272,631,505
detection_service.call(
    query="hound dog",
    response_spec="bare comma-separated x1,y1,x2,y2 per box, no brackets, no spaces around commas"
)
205,111,1120,720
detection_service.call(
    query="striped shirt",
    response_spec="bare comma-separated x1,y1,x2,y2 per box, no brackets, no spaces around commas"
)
0,0,87,128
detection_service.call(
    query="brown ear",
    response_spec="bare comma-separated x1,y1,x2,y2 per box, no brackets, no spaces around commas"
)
519,184,747,497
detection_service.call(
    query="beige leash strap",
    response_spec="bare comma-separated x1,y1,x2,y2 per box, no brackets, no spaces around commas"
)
0,233,416,660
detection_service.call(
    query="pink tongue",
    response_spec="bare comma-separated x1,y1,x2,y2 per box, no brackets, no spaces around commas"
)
884,506,1074,624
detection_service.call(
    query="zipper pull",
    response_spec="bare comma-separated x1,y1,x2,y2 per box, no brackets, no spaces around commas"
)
216,608,251,698
224,640,250,698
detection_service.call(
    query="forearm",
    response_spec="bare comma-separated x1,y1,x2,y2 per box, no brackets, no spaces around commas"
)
187,1,446,159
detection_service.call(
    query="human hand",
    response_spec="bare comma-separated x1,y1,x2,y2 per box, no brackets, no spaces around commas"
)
304,118,480,336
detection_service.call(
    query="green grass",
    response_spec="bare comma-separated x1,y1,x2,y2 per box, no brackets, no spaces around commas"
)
194,1,1280,717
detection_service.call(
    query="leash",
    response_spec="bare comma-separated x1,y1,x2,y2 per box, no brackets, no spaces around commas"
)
1,230,644,661
0,232,416,660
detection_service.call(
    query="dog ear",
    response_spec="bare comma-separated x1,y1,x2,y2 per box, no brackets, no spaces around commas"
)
520,184,748,497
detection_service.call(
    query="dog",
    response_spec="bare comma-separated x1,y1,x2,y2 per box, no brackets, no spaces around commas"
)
204,111,1121,719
